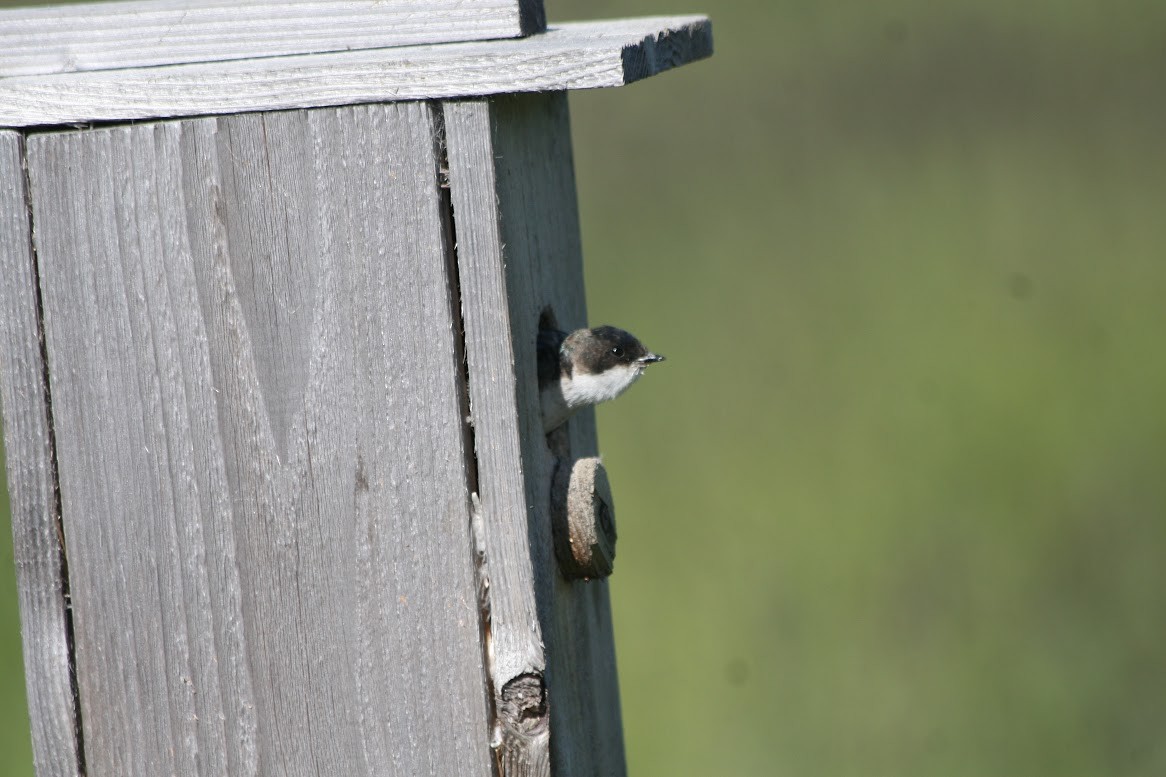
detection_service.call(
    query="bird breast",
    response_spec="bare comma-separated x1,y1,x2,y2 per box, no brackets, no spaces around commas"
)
562,364,644,407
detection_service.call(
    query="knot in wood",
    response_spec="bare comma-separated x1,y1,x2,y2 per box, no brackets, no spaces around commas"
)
551,456,617,579
499,672,549,736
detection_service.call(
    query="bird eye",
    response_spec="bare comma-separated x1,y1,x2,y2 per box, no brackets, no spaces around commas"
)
611,346,624,358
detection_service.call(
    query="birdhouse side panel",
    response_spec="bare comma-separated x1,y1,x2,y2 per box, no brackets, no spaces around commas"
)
444,92,626,777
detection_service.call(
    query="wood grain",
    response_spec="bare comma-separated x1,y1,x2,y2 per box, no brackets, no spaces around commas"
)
23,104,494,777
0,16,713,127
444,92,626,777
442,99,551,776
0,0,543,78
0,131,84,777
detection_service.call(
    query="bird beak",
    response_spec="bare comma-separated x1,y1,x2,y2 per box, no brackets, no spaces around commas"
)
638,353,665,365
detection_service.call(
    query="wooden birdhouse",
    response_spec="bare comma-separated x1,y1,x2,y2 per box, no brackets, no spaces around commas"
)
0,2,711,774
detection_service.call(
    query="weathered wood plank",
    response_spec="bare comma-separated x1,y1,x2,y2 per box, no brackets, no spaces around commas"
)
0,16,713,127
0,132,83,777
442,100,551,776
444,92,626,777
0,0,544,78
24,104,493,776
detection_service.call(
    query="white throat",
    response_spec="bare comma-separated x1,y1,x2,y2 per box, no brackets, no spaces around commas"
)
540,364,644,432
563,364,644,406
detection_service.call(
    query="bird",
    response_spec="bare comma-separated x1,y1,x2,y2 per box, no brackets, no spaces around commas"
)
538,325,665,432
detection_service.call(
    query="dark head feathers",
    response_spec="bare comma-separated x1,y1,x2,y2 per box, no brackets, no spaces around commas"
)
567,325,665,375
538,325,664,387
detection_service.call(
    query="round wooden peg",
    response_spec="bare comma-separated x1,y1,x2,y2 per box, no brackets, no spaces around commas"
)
551,456,617,580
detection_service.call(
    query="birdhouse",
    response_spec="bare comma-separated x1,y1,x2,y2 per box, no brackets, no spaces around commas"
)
0,2,710,775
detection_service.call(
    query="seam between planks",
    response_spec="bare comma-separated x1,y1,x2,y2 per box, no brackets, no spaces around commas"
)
432,100,504,777
19,132,89,777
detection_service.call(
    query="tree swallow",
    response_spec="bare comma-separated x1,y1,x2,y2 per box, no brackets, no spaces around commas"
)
538,325,665,432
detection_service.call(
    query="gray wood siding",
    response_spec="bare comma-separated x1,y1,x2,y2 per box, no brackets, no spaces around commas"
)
445,93,626,777
0,131,84,777
22,104,494,777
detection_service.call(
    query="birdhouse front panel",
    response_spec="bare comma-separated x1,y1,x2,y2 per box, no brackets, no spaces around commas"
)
20,102,494,777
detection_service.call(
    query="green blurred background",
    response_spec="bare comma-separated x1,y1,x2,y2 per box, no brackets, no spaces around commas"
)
3,0,1166,774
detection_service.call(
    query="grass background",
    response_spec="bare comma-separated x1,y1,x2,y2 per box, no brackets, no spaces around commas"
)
3,0,1166,774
